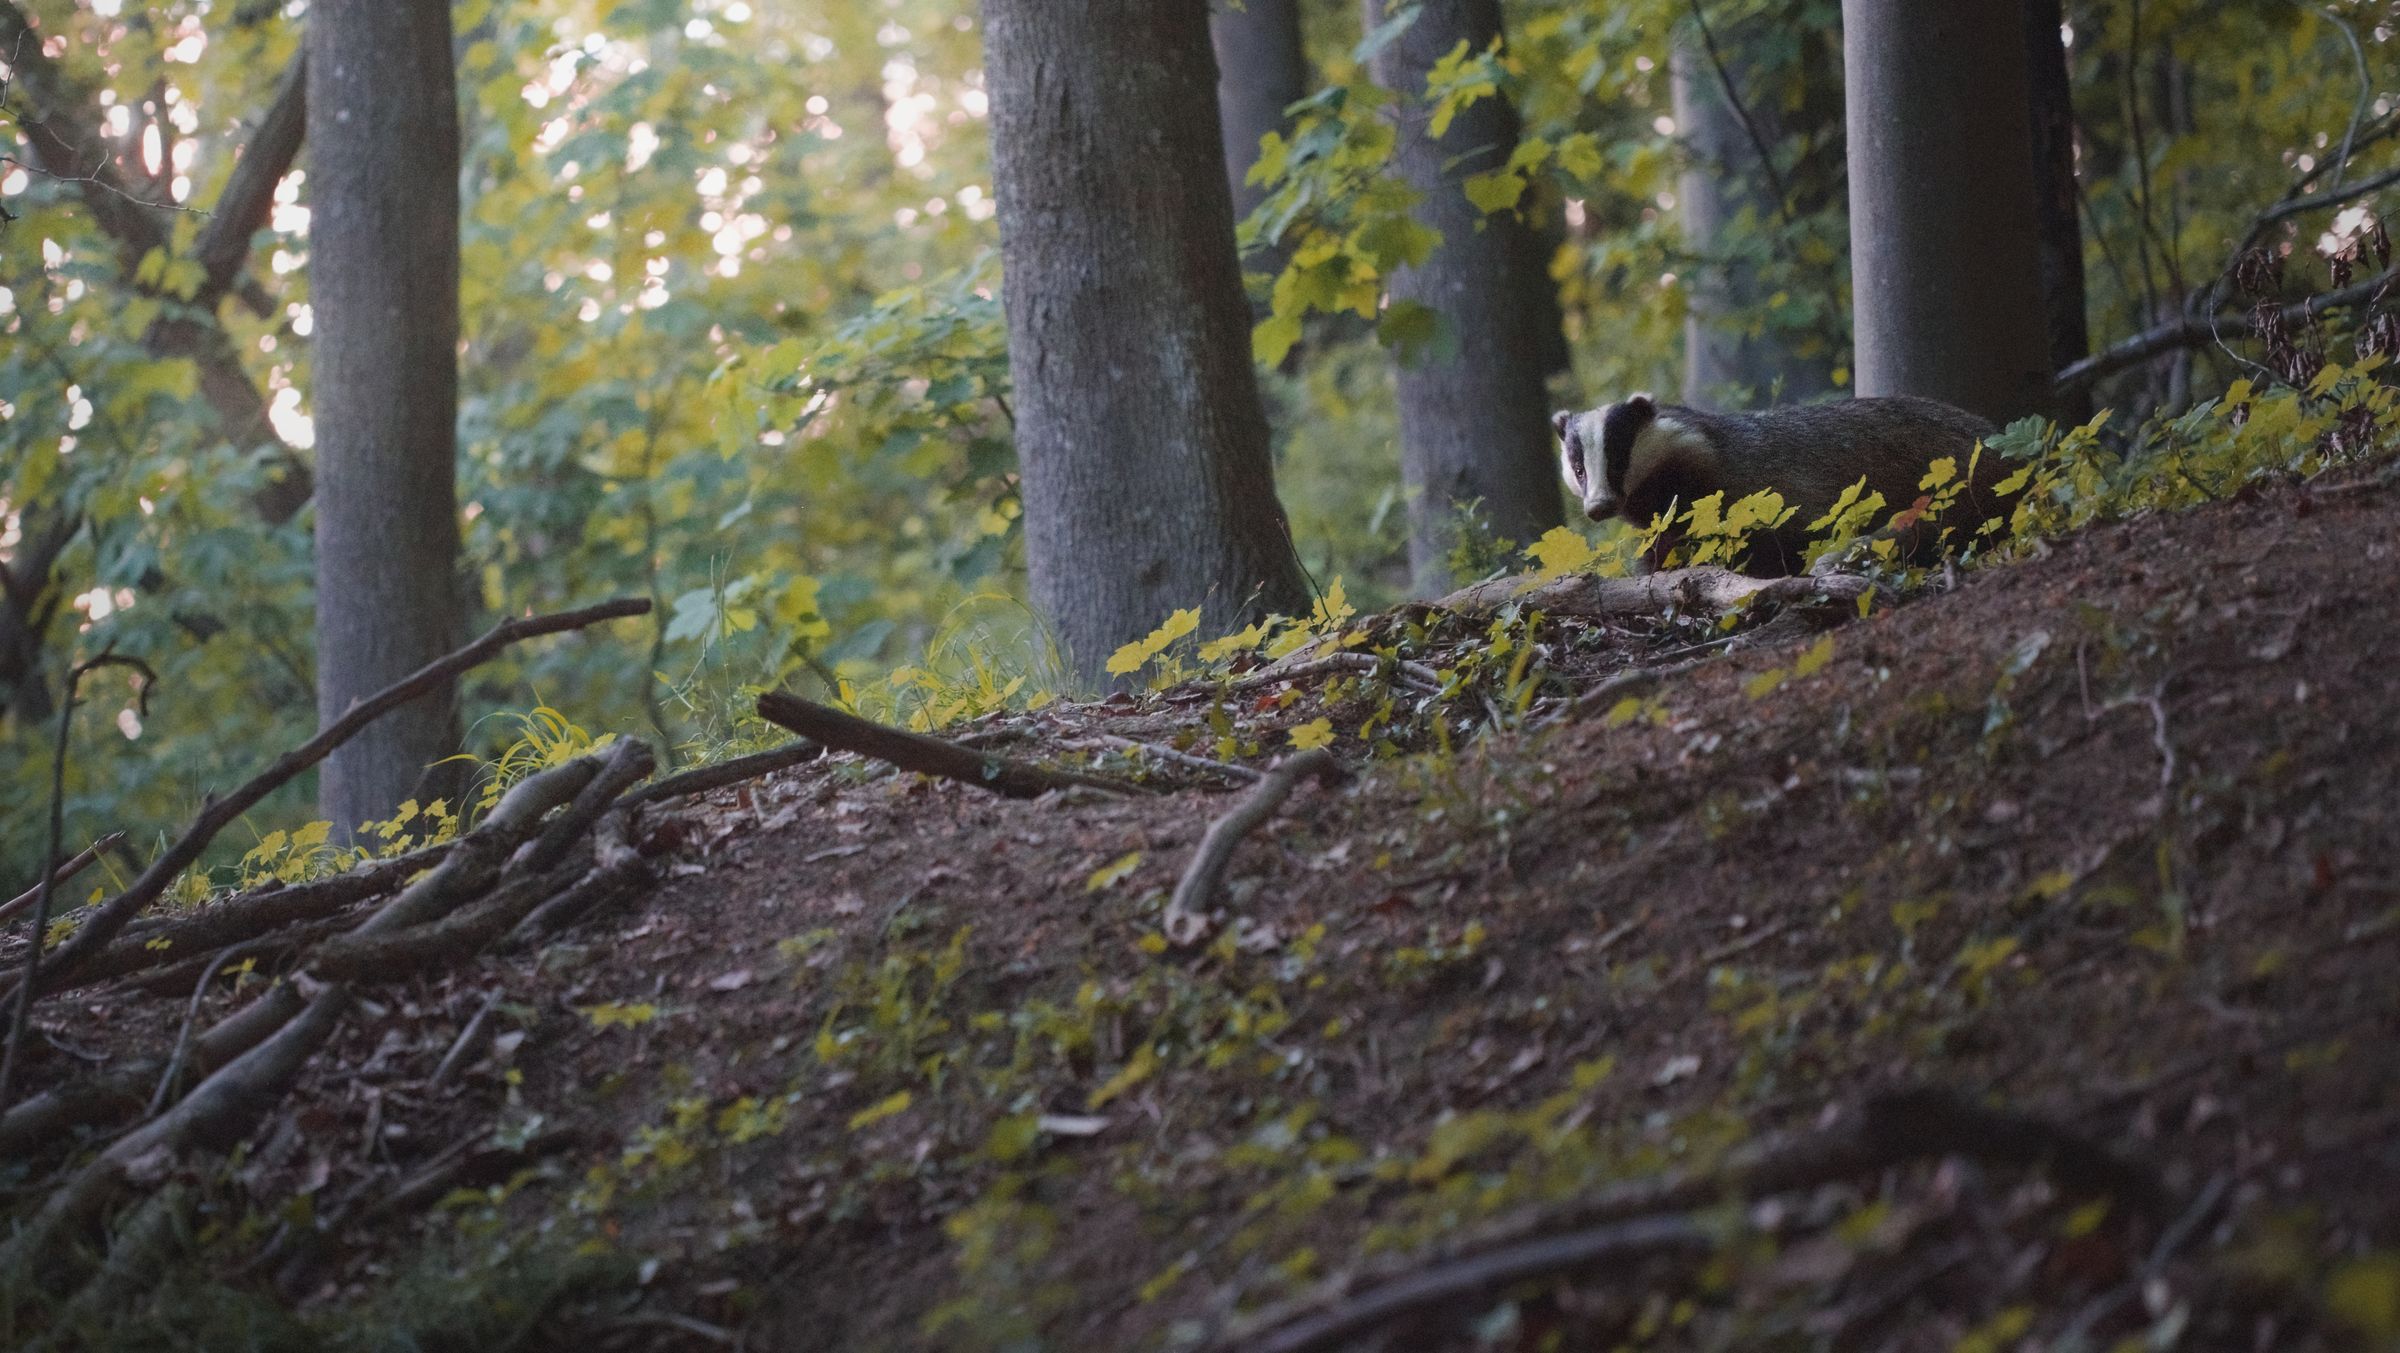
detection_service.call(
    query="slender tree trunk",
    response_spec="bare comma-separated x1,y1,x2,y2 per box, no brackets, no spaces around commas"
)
1843,0,2054,425
982,0,1311,686
1368,0,1565,594
2024,0,2093,421
1670,31,1838,408
1212,0,1310,227
308,0,465,832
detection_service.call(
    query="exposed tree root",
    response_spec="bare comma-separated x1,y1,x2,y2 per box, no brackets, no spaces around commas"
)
757,690,1149,798
1213,1085,2170,1353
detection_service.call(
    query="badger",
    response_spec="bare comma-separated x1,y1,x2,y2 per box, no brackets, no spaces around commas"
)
1552,393,2007,576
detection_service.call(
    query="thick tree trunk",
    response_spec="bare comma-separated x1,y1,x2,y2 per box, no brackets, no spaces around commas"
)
982,0,1311,686
2024,0,2093,421
1843,0,2055,425
1369,0,1565,594
308,0,465,832
1670,36,1838,408
1212,0,1310,226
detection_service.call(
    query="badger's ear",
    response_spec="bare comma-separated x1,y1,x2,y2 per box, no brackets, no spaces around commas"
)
1551,409,1573,440
1626,393,1656,417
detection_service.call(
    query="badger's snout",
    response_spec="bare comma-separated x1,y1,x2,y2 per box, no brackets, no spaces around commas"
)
1582,495,1620,524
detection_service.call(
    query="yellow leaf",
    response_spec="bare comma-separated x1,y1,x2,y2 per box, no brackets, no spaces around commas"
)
1289,718,1335,750
1794,636,1836,679
1527,526,1600,577
848,1090,912,1130
1086,851,1143,892
582,1001,660,1029
1744,667,1789,700
1089,1043,1158,1109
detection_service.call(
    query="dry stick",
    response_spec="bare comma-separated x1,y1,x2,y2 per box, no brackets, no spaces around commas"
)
508,738,657,879
0,832,124,927
618,738,823,809
1068,734,1264,784
756,690,1148,798
1162,749,1347,947
1233,649,1445,694
429,991,503,1091
145,939,273,1117
0,652,154,1108
2060,266,2399,395
1217,1086,2169,1353
509,802,652,943
13,598,648,1003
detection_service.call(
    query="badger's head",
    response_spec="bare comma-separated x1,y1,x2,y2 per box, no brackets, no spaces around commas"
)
1554,394,1678,525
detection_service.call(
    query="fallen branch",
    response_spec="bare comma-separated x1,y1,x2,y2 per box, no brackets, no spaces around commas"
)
1214,1085,2169,1352
756,691,1147,799
0,751,626,1302
0,830,123,926
619,739,823,809
2061,267,2399,395
508,738,657,879
12,598,648,1004
1163,748,1347,947
1231,649,1445,695
68,840,452,989
0,983,304,1159
509,809,652,943
1437,566,1873,622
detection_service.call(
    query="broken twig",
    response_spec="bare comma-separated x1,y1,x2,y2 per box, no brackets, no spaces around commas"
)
0,832,124,926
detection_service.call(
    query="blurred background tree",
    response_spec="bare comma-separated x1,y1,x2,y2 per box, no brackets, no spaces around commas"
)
2,0,2391,881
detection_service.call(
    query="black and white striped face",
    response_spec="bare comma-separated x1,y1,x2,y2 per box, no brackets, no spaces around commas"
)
1553,394,1662,523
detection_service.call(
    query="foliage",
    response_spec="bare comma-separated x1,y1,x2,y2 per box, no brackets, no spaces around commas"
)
3,0,2395,884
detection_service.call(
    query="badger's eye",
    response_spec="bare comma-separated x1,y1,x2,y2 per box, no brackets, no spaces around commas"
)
1570,441,1587,489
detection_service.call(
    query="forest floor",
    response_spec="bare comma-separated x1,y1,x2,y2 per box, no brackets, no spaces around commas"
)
18,466,2400,1352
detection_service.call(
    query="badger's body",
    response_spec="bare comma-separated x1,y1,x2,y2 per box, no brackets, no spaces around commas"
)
1553,394,2005,576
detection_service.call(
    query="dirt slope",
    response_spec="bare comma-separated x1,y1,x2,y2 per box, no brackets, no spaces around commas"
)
33,470,2400,1351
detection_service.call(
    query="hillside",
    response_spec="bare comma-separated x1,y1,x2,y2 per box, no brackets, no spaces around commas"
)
10,465,2400,1352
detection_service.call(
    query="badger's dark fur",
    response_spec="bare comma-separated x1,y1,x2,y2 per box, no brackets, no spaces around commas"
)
1552,394,2006,576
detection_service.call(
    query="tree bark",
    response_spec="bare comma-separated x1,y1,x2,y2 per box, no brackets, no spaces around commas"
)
982,0,1311,685
1670,26,1839,407
1367,0,1565,594
1842,0,2055,425
1211,0,1311,227
307,0,466,832
2023,0,2093,422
